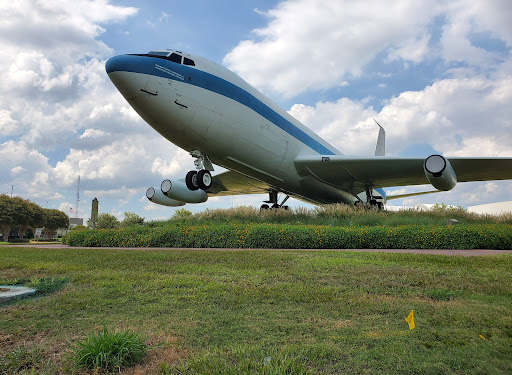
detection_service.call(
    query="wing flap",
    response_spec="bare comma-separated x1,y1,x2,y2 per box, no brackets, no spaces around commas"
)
206,170,270,196
295,155,512,195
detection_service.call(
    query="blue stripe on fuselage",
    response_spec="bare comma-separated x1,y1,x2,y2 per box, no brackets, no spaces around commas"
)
106,54,336,155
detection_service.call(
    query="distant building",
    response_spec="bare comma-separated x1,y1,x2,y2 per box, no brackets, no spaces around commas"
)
69,218,84,228
55,217,84,238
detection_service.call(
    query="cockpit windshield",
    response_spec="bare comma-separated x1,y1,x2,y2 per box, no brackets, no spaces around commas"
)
147,51,169,57
143,51,195,66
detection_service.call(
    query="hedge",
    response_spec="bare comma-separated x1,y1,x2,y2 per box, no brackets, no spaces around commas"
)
62,224,512,250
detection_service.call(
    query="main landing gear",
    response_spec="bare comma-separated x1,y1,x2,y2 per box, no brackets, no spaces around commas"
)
354,185,383,210
185,150,214,191
260,189,290,211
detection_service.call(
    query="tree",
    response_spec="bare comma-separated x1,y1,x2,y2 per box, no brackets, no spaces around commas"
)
28,201,46,234
17,199,46,239
121,212,145,227
93,213,120,229
0,195,35,241
0,194,15,241
10,196,30,238
43,209,69,239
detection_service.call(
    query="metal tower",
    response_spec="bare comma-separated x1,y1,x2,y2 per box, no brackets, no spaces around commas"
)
76,175,80,218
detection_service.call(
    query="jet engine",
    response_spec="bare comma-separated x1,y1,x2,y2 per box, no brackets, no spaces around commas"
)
161,179,208,203
424,155,457,191
146,187,185,207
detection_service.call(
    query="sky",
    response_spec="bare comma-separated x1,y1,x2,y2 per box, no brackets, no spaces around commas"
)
1,0,511,222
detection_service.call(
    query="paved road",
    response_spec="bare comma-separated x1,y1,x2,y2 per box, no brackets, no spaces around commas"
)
4,243,511,256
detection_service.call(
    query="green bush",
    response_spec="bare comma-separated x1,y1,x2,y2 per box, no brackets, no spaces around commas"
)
71,327,149,372
70,225,87,231
63,223,512,250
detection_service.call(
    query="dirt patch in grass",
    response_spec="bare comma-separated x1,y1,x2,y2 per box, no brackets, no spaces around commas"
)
122,345,187,375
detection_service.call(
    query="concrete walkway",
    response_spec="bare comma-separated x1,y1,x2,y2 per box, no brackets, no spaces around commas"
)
0,286,37,303
2,243,510,256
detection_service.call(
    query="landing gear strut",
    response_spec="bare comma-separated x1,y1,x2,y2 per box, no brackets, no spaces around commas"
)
185,150,214,191
355,185,383,210
260,189,290,211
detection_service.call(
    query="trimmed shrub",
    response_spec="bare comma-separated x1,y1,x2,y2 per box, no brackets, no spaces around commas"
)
63,223,512,250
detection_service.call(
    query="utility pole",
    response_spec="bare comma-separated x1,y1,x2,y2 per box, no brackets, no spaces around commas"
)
76,175,80,218
10,184,13,198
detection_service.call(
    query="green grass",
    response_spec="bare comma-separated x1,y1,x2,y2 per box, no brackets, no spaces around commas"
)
0,344,44,374
71,327,151,372
148,204,512,227
1,247,511,374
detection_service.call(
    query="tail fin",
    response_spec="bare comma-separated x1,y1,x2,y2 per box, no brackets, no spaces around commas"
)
374,119,385,156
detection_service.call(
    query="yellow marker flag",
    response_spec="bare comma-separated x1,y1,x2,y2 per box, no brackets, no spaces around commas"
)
405,310,415,330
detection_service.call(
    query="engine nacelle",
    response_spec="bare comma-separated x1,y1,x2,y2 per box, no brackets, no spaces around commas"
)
424,155,457,191
161,179,208,203
146,187,185,207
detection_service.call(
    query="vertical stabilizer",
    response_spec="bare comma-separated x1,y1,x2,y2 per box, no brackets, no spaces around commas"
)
374,119,385,156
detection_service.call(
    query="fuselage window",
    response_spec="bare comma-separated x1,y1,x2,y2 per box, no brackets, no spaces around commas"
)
183,57,195,66
169,53,182,64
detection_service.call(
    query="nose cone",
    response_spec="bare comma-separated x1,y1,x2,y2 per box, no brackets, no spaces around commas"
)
105,55,126,74
106,55,148,101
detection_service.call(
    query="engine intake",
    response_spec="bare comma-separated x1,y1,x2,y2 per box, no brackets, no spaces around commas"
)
161,179,208,203
424,155,457,191
146,187,185,207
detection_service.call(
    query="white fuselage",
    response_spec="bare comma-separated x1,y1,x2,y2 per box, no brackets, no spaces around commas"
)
106,51,359,204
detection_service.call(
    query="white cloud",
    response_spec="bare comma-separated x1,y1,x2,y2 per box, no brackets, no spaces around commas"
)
0,110,19,137
2,0,511,219
224,0,438,96
224,0,512,97
289,99,378,155
290,73,512,158
386,36,430,64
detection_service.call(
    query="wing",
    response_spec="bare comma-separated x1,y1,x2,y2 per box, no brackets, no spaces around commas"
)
206,170,270,196
295,155,512,195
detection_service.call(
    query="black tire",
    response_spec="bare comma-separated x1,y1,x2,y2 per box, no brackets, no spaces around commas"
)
260,204,270,211
197,170,212,190
185,171,199,190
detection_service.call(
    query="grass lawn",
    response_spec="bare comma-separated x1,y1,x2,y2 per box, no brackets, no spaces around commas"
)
1,247,511,374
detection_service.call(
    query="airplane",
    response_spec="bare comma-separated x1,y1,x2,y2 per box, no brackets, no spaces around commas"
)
106,49,512,210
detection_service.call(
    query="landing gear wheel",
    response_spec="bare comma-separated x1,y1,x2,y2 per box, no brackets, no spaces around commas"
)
197,170,212,190
282,205,289,210
186,171,199,190
260,204,270,211
271,204,280,210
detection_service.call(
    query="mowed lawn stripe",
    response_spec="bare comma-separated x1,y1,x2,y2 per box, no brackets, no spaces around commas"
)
1,247,511,374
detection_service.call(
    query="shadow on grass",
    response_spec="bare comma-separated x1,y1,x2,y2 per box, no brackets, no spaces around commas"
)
0,277,69,307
